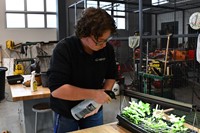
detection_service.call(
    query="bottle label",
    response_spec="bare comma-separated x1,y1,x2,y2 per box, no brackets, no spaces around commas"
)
33,81,37,91
75,103,96,119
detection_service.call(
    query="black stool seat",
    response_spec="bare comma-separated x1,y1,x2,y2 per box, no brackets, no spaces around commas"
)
32,102,53,133
32,102,51,113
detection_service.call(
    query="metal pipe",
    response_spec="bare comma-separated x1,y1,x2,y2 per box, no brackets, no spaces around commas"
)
142,33,198,39
139,0,143,72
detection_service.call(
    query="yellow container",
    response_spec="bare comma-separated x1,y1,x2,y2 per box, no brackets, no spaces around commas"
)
14,64,24,75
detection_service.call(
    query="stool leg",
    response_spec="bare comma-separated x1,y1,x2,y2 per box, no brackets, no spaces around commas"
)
52,111,54,131
35,112,38,133
52,111,54,125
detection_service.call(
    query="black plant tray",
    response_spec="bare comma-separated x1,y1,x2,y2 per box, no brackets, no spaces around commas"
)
7,75,24,85
116,114,197,133
117,114,148,133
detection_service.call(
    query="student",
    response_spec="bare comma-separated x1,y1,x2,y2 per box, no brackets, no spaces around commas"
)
47,7,117,132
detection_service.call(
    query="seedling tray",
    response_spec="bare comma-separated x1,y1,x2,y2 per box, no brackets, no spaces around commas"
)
116,114,197,133
117,114,148,133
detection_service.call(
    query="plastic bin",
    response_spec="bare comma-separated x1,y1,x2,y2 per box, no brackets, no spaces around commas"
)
41,72,49,87
0,67,8,101
7,75,24,85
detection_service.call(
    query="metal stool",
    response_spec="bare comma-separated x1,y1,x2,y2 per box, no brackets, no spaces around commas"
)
32,102,52,133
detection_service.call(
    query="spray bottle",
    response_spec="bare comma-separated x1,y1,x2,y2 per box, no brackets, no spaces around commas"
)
71,90,116,120
30,71,37,92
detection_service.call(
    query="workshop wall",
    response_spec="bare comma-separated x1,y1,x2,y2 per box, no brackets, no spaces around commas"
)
0,1,57,47
0,0,57,75
0,0,57,52
156,8,200,46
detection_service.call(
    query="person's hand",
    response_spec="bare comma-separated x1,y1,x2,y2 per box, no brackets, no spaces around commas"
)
93,89,111,104
83,104,102,118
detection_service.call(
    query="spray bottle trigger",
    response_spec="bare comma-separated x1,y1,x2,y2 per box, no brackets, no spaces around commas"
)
104,90,116,99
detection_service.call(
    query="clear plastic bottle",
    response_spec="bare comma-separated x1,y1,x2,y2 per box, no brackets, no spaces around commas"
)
71,99,101,120
30,71,37,92
71,90,116,120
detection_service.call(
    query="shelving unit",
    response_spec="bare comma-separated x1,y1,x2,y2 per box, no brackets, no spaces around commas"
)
64,0,200,106
125,3,200,124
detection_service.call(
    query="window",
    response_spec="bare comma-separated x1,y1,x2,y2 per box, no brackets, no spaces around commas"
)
152,0,169,5
87,0,126,30
6,13,25,28
113,3,125,30
87,0,97,8
5,0,57,28
114,17,125,30
100,2,112,15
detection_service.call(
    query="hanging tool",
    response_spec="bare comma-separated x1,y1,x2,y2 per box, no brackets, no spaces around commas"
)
164,34,172,75
30,58,40,74
36,45,48,56
25,45,28,56
20,44,25,55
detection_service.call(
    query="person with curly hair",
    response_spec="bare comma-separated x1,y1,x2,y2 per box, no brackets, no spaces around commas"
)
47,7,117,132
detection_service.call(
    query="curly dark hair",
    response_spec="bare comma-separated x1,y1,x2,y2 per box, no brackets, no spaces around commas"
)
75,7,117,39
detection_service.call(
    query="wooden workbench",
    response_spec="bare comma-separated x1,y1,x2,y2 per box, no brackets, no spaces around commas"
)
9,75,52,133
70,122,131,133
10,83,50,101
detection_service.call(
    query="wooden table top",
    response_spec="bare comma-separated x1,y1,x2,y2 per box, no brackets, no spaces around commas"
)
69,120,200,133
9,75,50,101
70,122,131,133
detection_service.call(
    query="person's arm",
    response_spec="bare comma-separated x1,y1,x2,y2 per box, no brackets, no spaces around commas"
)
51,84,111,104
83,79,115,118
103,79,116,90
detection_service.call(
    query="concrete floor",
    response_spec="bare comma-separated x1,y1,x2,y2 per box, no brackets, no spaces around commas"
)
0,82,23,133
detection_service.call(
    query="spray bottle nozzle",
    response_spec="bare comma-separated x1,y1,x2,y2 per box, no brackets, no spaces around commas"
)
104,90,116,99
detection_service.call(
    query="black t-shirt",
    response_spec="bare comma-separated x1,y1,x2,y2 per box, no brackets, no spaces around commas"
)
48,36,117,119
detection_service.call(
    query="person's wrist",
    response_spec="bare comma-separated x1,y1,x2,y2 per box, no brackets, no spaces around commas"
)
90,89,98,100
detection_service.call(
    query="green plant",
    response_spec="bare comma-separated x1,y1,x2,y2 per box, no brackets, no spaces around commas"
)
121,101,188,133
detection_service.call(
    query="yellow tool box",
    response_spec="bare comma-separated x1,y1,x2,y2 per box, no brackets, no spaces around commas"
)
14,64,24,75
